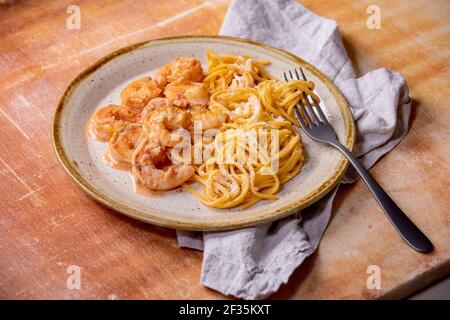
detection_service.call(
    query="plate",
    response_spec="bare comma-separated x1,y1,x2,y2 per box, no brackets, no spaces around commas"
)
53,36,355,231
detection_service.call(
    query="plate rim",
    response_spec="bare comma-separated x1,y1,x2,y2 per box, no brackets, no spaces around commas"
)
52,35,355,231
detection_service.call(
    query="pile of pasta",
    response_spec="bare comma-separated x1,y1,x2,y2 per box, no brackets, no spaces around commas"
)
183,50,319,209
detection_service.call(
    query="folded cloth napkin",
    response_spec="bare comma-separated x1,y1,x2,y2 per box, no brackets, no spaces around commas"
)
177,0,411,299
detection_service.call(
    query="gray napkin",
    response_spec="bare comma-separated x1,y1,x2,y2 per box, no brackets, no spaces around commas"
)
177,0,411,300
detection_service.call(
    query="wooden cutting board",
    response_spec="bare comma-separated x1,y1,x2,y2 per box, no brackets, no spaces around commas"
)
0,0,448,299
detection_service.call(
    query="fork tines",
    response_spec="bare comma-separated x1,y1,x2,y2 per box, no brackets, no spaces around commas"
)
283,67,329,128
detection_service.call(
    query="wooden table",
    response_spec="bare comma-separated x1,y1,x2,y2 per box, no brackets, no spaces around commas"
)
1,0,449,299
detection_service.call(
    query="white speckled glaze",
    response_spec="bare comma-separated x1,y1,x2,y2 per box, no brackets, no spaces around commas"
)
53,36,354,231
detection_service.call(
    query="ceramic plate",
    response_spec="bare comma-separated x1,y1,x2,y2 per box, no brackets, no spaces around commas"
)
53,36,355,231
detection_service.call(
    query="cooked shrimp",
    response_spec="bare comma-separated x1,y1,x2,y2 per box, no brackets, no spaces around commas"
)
154,57,204,87
189,105,227,130
139,97,172,122
143,105,192,147
164,81,209,107
146,97,173,111
132,139,194,190
120,77,162,112
89,104,137,142
108,123,142,164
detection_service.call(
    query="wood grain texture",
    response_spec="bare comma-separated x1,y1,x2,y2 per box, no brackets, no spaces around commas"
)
0,0,448,299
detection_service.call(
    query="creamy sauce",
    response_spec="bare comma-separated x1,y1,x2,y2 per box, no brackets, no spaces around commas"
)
86,120,94,139
103,150,131,171
97,131,171,198
130,174,165,198
86,119,105,142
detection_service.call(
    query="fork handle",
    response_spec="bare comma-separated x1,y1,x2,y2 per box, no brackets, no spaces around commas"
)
333,142,433,253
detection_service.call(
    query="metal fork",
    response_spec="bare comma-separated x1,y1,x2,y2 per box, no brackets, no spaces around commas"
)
285,67,433,253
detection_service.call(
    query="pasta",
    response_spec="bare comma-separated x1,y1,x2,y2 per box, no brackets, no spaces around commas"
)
183,50,319,208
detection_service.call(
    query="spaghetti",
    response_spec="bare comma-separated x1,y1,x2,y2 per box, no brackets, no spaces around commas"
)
183,50,319,208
